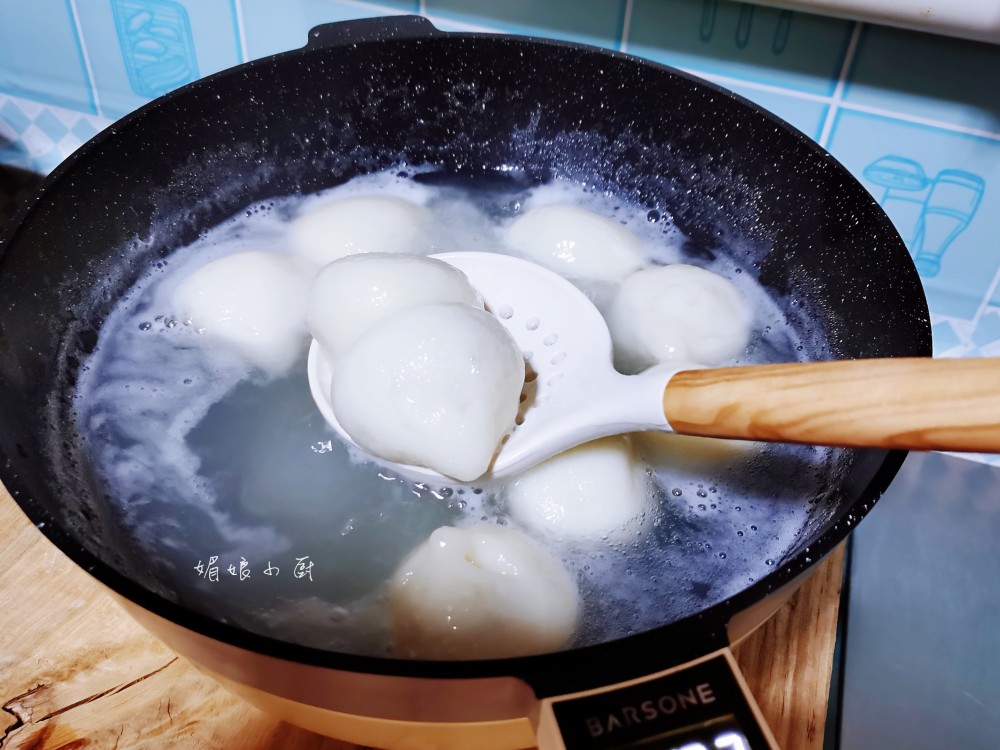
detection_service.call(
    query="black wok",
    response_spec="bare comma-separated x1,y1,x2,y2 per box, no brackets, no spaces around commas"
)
0,15,930,750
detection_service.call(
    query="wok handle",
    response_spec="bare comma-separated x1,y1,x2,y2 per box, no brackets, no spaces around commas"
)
663,357,1000,453
306,15,442,49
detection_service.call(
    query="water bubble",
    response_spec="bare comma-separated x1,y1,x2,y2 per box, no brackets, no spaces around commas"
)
671,488,682,497
525,318,540,331
138,322,152,331
647,209,660,223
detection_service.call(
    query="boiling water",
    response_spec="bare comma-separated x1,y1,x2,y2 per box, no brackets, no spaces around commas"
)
73,167,844,655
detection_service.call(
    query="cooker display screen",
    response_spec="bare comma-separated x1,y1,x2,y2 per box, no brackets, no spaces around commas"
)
613,716,752,749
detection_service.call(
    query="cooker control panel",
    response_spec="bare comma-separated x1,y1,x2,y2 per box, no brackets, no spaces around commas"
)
536,650,778,750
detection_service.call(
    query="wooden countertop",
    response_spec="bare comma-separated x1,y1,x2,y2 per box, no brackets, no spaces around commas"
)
0,482,844,750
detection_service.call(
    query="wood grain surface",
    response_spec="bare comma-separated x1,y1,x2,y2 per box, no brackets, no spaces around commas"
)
0,483,844,750
665,357,1000,452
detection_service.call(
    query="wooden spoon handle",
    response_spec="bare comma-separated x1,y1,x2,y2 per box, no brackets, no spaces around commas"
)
662,357,1000,452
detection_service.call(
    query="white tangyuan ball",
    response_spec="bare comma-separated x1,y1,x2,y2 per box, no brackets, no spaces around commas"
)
607,264,752,373
389,524,580,659
331,302,525,482
172,250,312,375
506,437,648,541
289,195,431,267
505,204,645,283
307,253,482,364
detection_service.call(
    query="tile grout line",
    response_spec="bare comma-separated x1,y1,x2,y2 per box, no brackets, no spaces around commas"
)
689,70,1000,143
838,101,1000,142
65,0,103,119
232,0,250,63
818,21,862,149
690,70,831,104
344,0,418,15
970,265,1000,329
619,0,634,53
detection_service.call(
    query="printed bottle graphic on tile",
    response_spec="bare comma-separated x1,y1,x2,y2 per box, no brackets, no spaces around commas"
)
700,0,793,53
864,155,985,277
111,0,199,99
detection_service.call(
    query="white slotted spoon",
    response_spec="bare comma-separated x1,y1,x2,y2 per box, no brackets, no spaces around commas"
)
308,251,1000,484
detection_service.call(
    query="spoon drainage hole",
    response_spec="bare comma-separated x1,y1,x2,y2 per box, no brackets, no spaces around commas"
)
498,304,514,320
551,351,567,365
525,317,540,331
543,333,558,346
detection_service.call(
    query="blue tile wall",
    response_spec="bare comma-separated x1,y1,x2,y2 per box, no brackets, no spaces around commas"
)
73,0,243,119
627,0,853,96
827,111,996,322
0,0,95,113
843,25,1000,134
241,0,418,59
425,0,627,49
1,0,999,464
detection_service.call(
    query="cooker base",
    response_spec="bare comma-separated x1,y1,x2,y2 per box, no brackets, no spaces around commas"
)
207,670,538,750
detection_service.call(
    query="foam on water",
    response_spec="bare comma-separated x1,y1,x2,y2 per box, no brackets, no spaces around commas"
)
72,166,845,654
